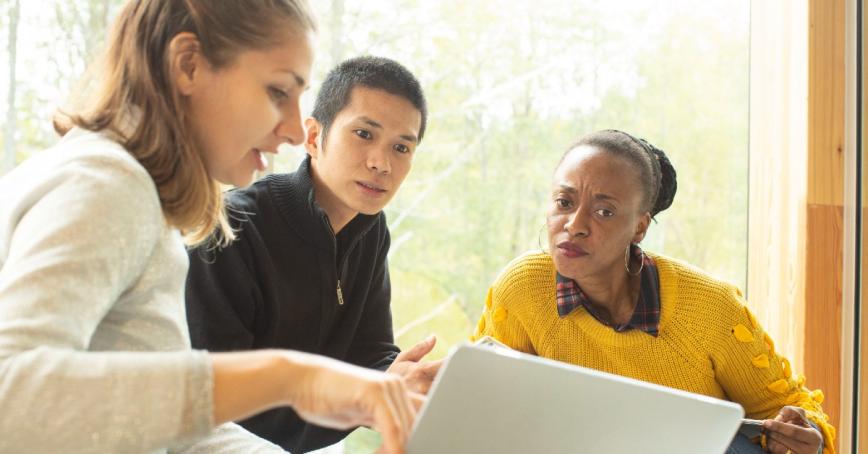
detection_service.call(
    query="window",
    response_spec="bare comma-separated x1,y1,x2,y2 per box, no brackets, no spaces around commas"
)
1,1,749,452
294,1,750,449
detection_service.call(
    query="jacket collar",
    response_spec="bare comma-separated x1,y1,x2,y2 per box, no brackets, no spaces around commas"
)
266,155,381,252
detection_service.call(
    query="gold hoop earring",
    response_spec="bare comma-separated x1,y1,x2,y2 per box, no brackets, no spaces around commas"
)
538,223,549,253
625,244,644,276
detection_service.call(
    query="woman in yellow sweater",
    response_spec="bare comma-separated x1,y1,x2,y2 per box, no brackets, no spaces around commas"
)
472,130,832,454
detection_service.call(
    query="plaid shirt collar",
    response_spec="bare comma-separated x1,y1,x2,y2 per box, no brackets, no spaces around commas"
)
555,245,660,337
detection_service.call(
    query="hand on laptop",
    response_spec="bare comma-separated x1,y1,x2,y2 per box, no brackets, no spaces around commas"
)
283,353,417,454
387,335,445,395
762,406,822,454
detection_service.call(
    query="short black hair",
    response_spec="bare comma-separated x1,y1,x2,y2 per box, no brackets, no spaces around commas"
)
567,129,677,218
311,56,428,143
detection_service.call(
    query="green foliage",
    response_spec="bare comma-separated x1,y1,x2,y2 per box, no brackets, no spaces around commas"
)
329,2,750,451
4,1,749,452
345,427,382,453
2,0,126,170
390,269,473,358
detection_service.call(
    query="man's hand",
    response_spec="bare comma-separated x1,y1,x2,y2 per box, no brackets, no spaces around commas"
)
386,335,444,395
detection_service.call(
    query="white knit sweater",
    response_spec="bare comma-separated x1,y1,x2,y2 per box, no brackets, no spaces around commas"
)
0,128,282,453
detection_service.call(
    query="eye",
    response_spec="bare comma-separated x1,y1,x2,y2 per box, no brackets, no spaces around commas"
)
267,86,289,103
353,129,372,140
555,198,572,209
394,143,411,154
595,208,614,217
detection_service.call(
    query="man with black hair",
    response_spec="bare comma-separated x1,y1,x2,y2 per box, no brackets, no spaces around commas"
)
185,56,440,452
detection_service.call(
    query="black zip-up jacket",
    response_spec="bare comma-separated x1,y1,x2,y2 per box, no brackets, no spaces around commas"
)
185,156,400,452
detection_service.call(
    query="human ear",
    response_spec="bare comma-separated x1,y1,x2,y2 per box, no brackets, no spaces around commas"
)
168,32,205,96
304,117,323,159
632,212,652,243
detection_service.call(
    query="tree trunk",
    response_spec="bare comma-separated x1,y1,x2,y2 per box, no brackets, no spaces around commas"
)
4,0,21,172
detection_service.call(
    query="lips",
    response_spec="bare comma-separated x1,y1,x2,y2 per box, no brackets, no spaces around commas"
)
252,148,268,172
356,180,387,194
556,241,588,258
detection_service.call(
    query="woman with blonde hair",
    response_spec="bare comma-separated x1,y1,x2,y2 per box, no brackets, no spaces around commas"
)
0,1,416,452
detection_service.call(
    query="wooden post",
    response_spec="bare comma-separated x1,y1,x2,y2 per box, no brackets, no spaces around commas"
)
805,0,846,444
858,0,868,449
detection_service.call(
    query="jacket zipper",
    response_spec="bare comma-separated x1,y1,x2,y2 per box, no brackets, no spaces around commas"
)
334,238,359,306
324,214,364,307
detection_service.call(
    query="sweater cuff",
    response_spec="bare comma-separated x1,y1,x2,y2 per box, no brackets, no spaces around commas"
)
182,350,215,443
806,414,836,454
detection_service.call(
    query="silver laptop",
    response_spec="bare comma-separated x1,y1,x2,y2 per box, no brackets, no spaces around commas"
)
408,344,743,454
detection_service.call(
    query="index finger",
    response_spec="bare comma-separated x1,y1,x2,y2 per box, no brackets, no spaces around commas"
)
778,406,809,426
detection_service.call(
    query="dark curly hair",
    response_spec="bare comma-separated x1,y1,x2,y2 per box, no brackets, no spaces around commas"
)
566,129,677,218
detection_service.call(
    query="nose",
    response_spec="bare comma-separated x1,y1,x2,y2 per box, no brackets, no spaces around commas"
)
367,145,391,175
563,205,590,237
274,100,304,146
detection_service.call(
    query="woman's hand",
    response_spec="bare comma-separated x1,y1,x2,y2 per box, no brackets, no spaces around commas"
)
211,350,420,454
286,353,420,454
763,406,822,454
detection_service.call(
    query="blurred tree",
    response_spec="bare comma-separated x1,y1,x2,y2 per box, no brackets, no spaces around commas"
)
4,0,19,173
3,0,122,164
3,3,750,452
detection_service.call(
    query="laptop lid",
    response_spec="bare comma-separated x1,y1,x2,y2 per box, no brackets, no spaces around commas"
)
408,344,743,454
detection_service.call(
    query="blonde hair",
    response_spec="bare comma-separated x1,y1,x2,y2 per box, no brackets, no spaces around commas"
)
54,0,316,246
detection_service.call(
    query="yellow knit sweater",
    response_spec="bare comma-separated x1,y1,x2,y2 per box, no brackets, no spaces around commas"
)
472,251,835,453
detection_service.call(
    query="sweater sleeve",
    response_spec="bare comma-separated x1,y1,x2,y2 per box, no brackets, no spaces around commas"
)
345,226,400,371
706,287,835,453
0,151,215,452
470,258,536,354
172,422,285,453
